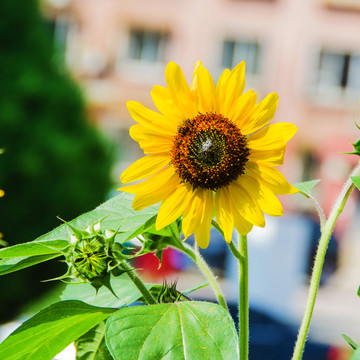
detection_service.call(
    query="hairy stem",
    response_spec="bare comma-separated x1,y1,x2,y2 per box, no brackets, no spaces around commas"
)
237,233,249,360
181,243,229,312
292,161,360,359
119,261,157,305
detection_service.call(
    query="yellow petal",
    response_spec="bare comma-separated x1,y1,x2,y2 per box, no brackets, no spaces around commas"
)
194,191,214,249
228,182,265,227
247,123,298,151
182,189,214,249
239,175,284,216
119,166,177,195
190,60,202,92
215,68,231,112
197,63,216,113
229,90,257,126
150,86,184,126
132,171,181,210
165,62,198,119
248,146,286,166
245,162,298,195
156,183,193,230
239,93,279,135
127,101,176,135
233,213,253,236
221,62,246,116
214,188,234,243
129,124,173,154
120,153,170,183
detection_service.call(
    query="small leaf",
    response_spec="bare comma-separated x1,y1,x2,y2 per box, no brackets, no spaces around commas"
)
357,285,360,298
0,300,116,360
351,176,360,192
75,321,113,360
182,280,209,297
342,334,358,350
135,224,186,261
105,301,238,360
293,179,321,196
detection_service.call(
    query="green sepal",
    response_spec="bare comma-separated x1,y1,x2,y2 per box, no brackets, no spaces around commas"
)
57,216,85,242
157,280,182,303
344,139,360,156
343,122,360,156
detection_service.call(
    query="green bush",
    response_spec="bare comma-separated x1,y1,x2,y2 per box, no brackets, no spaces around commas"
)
0,0,114,321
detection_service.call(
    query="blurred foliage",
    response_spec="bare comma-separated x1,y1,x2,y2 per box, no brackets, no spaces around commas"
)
0,0,114,321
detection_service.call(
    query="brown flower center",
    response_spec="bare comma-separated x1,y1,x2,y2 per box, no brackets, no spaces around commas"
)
170,112,250,191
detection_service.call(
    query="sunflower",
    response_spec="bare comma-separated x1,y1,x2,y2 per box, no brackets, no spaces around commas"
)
119,61,298,248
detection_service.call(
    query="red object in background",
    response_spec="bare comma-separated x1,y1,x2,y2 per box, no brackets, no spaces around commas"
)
133,248,182,280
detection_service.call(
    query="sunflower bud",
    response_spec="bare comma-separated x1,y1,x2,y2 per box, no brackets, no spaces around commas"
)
58,218,126,289
157,280,182,303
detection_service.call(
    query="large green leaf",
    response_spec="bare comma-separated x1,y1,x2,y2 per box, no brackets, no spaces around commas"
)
75,321,113,360
0,193,159,276
60,273,151,308
37,192,159,243
0,253,62,277
0,240,68,276
0,300,116,360
105,301,238,360
0,240,68,258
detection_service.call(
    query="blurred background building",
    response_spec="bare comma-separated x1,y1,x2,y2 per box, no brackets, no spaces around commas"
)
2,0,360,358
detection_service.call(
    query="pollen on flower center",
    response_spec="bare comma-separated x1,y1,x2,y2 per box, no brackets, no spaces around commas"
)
170,112,250,191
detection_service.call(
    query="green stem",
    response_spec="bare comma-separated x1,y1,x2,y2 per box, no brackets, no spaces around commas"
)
119,261,157,305
237,233,249,360
181,243,229,312
292,161,360,360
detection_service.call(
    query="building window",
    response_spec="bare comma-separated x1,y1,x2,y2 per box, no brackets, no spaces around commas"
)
314,49,360,99
221,39,261,75
128,29,168,63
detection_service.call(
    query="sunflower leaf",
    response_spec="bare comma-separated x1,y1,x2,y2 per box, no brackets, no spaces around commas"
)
293,179,321,196
351,176,360,191
0,193,159,277
75,321,113,360
0,300,116,360
105,302,238,360
60,273,152,308
351,347,360,360
133,223,186,261
342,334,359,350
182,280,210,296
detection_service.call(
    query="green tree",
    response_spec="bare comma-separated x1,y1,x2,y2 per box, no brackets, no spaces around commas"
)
0,0,113,321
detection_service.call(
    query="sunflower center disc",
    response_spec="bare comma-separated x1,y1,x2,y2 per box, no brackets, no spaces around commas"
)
170,112,250,191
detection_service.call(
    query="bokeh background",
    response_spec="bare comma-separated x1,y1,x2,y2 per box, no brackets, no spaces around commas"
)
1,0,360,359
